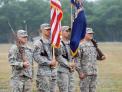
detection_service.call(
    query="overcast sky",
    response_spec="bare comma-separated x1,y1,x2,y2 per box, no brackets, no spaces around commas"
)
20,0,97,2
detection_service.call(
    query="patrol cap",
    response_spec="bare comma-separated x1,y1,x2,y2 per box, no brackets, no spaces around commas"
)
17,30,28,37
40,23,51,30
62,26,71,32
86,28,94,34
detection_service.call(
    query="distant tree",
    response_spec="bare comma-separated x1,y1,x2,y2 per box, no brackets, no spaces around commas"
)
86,0,122,41
0,0,122,43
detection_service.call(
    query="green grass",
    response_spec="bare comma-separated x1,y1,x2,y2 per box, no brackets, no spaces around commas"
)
0,43,122,92
97,42,122,92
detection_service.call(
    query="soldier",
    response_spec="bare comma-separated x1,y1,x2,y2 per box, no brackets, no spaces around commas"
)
76,28,99,92
33,23,57,92
8,30,33,92
56,26,75,92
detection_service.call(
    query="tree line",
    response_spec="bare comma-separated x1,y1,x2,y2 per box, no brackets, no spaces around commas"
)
0,0,122,43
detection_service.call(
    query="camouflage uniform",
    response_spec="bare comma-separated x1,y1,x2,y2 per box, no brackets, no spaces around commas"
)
8,44,33,92
33,36,57,92
56,40,75,92
77,40,98,92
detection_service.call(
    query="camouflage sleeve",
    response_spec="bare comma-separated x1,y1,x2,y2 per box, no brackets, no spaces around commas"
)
8,45,23,68
33,41,51,65
75,47,84,74
75,58,82,75
55,48,69,68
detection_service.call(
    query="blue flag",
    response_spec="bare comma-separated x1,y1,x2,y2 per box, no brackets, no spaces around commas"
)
70,0,87,57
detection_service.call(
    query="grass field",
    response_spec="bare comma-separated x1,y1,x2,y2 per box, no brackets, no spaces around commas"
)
0,43,122,92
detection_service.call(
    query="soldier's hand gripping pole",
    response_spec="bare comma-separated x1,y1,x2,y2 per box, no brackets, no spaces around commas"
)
91,39,106,60
50,47,57,68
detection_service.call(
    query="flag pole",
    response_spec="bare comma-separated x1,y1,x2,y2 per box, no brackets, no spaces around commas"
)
51,46,57,69
52,46,55,59
71,4,73,28
70,3,75,65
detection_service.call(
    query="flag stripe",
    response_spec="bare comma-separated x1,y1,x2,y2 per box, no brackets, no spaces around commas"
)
51,0,62,11
50,0,63,48
51,11,62,43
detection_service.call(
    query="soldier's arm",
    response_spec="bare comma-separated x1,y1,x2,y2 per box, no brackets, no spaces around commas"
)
75,57,82,74
33,42,51,65
8,45,23,68
55,48,70,68
75,57,85,79
75,47,84,75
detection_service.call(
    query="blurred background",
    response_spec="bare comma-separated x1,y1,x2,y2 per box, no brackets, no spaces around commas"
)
0,0,122,43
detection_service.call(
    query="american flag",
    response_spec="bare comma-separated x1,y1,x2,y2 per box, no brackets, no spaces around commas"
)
50,0,63,48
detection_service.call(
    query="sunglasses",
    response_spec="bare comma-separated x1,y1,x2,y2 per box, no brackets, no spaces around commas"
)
88,33,94,34
22,36,28,38
65,30,70,32
46,29,51,31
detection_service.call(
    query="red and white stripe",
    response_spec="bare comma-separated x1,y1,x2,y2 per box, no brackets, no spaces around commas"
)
50,0,63,48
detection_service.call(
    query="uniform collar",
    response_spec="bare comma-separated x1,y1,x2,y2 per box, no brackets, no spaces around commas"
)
62,40,70,45
41,36,50,44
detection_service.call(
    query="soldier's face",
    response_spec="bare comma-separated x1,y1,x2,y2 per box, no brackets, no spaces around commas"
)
62,30,70,39
85,33,93,40
18,36,28,44
43,29,51,38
